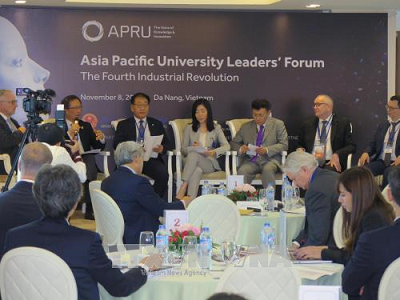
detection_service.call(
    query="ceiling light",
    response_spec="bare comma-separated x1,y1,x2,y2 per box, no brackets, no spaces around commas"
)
306,4,320,8
15,0,27,3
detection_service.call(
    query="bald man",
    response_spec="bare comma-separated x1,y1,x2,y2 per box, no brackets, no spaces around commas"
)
0,89,26,174
297,94,356,172
0,142,52,252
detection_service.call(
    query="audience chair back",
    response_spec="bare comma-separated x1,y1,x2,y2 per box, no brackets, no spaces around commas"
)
188,194,241,244
216,257,301,300
333,207,345,249
91,189,125,251
0,246,77,300
378,257,400,300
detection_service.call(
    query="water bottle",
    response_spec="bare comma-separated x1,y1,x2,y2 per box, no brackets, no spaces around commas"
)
266,183,275,211
217,183,226,196
202,181,210,195
199,227,213,269
260,222,275,251
282,176,293,211
156,225,169,255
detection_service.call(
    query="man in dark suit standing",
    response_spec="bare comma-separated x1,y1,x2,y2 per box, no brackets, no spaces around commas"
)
3,164,150,300
102,141,191,244
114,92,169,198
359,95,400,188
282,151,340,250
62,95,106,219
297,94,355,172
0,89,26,174
342,166,400,300
0,142,52,252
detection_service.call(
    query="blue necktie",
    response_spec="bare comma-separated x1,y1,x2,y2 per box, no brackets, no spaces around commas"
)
320,120,328,143
138,120,145,143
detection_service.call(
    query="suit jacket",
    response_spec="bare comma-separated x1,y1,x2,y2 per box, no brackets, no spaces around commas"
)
342,219,400,300
297,115,356,169
364,121,400,160
295,168,340,247
65,119,105,181
0,115,23,164
3,217,147,300
321,203,392,265
101,166,184,244
231,117,288,165
181,124,230,170
113,117,169,157
0,181,42,253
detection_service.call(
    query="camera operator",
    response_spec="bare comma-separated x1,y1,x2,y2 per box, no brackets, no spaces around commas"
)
62,95,105,220
0,89,26,174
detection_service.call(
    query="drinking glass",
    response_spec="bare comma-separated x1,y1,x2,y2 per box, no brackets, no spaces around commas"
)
221,238,238,265
139,231,154,255
258,188,268,216
183,236,197,254
292,186,301,207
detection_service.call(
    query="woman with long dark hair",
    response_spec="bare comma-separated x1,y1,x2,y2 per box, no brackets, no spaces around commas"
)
176,99,230,200
295,166,394,265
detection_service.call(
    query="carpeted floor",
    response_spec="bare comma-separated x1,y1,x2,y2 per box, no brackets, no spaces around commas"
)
70,210,96,232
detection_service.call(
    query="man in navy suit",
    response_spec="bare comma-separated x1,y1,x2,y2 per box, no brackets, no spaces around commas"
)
359,95,400,187
62,95,106,219
113,92,170,198
0,142,52,253
297,94,355,172
0,89,26,174
342,166,400,300
102,141,191,244
3,164,149,300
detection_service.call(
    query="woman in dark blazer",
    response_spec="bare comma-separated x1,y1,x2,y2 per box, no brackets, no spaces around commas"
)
176,99,230,200
295,167,394,266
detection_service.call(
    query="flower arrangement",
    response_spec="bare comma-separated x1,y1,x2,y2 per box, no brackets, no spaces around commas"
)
227,184,258,202
168,224,201,251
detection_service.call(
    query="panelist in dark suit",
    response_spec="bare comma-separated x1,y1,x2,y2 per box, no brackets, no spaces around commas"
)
342,166,400,300
0,89,26,174
297,94,355,173
0,142,52,253
102,141,191,244
283,151,340,249
3,164,148,300
359,95,400,188
62,95,106,219
113,92,169,198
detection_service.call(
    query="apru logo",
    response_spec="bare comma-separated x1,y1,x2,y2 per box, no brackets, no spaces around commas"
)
82,20,104,42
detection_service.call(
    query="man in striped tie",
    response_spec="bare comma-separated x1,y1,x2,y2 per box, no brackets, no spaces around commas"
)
0,89,26,174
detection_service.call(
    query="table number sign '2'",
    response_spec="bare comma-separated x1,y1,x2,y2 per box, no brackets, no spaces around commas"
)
164,210,189,232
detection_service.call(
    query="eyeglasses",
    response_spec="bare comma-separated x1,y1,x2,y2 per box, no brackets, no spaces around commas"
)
252,113,267,119
385,105,400,111
0,100,17,105
133,104,149,108
67,106,82,110
313,103,328,108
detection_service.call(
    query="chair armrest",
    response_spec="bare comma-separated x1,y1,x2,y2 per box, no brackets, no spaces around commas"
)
281,151,288,165
176,151,183,188
231,151,238,175
347,154,352,169
98,151,111,178
224,151,231,176
0,154,12,174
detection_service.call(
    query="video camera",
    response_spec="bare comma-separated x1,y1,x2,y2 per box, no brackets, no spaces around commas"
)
16,88,55,115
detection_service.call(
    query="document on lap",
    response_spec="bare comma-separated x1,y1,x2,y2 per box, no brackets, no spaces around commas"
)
246,144,257,156
187,146,208,154
144,134,163,161
81,149,101,155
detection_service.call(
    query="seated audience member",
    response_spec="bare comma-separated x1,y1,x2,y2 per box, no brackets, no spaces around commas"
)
62,94,106,220
231,99,288,188
297,94,356,172
282,151,340,248
294,167,394,265
113,92,169,198
0,89,26,174
342,166,400,300
176,99,230,199
0,142,52,253
3,164,148,299
37,123,87,183
207,293,249,300
359,95,400,187
102,141,191,244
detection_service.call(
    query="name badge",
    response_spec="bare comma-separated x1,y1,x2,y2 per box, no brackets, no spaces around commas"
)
384,146,393,154
313,142,326,161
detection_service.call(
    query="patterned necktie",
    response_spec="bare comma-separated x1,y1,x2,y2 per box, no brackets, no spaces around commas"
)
7,118,17,132
251,125,264,162
138,120,145,143
320,120,328,144
384,121,399,166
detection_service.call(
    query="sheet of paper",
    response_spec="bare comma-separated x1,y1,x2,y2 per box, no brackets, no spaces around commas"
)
187,146,208,154
236,201,262,210
246,144,257,156
294,263,340,280
81,149,101,155
144,135,163,161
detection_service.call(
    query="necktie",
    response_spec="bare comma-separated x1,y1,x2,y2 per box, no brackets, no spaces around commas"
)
384,121,399,166
138,120,145,143
7,118,17,132
320,120,328,144
251,125,264,162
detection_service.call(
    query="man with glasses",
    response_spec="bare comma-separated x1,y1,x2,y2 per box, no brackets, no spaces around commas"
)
297,94,355,173
62,94,106,219
0,89,26,174
114,92,169,198
359,95,400,188
231,99,288,188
